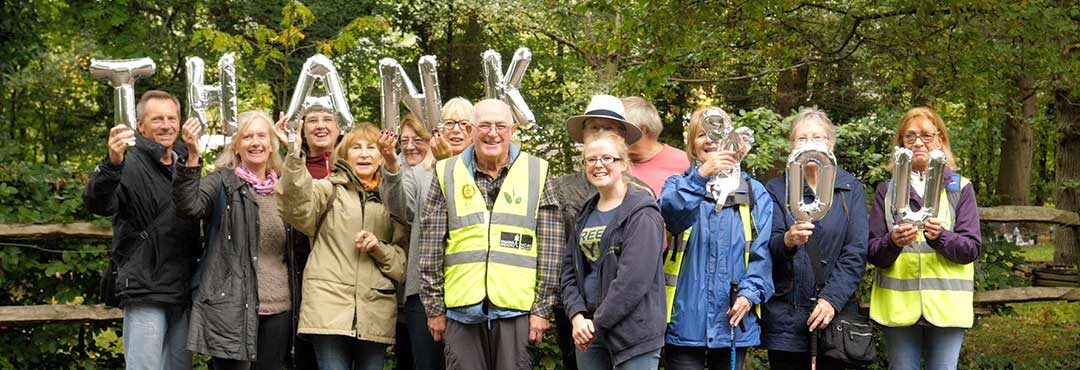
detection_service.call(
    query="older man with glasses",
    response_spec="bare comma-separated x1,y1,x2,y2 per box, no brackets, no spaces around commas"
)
417,99,563,370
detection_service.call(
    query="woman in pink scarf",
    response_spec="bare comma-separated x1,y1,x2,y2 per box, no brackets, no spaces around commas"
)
173,111,299,370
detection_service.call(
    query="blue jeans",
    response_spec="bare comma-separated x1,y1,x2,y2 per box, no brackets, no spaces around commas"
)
576,337,660,370
310,334,387,370
123,303,192,370
882,325,965,370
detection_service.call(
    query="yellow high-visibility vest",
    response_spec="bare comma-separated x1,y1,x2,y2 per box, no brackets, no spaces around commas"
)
664,202,755,323
871,177,974,328
435,153,548,311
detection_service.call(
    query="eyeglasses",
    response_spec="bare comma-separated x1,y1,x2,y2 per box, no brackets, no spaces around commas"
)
441,120,471,130
304,117,335,127
583,155,622,166
795,135,829,145
398,136,426,146
476,123,512,134
902,131,938,144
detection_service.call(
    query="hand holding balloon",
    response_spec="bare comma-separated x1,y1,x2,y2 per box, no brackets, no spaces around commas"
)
107,125,135,165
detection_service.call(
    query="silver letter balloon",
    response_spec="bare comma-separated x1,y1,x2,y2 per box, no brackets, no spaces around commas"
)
89,57,156,146
378,55,442,133
185,53,238,146
481,48,535,127
282,54,354,143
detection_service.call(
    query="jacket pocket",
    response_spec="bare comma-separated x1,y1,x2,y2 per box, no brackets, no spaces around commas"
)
606,304,651,350
364,274,398,338
196,295,245,355
116,237,154,295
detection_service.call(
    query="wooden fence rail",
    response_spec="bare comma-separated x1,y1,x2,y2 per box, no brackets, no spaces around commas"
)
2,206,1077,327
0,206,1074,241
3,287,1077,326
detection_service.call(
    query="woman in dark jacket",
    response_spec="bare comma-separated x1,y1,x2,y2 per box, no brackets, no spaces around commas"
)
762,108,868,369
560,131,667,370
175,111,297,370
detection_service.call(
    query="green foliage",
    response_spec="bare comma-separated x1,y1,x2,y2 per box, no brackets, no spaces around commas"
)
732,107,789,179
2,1,1079,368
0,147,120,369
976,238,1030,292
963,302,1080,369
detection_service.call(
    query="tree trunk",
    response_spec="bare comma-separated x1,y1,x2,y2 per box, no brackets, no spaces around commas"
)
996,75,1036,205
775,61,809,115
442,1,455,96
1054,89,1080,266
446,13,483,99
911,69,931,107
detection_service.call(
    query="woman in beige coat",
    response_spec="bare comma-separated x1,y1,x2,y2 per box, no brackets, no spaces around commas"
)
277,123,407,370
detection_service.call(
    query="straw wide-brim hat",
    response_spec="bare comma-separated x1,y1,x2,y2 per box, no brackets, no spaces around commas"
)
565,94,643,145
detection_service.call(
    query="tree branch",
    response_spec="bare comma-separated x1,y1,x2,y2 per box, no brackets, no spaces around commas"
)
671,61,811,83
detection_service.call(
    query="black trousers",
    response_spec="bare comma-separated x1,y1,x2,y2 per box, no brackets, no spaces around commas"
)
664,344,747,370
212,311,292,370
767,349,856,370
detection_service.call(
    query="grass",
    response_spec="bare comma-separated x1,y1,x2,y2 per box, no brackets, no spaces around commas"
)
1019,243,1055,262
962,301,1080,369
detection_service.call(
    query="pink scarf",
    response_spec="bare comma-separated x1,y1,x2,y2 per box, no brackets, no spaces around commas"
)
235,164,279,196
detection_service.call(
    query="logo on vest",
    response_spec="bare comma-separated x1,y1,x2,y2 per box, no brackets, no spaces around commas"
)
462,184,476,200
499,232,534,250
503,189,523,205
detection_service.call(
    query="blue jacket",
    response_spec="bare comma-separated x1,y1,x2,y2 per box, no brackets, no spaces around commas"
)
659,167,774,348
761,168,868,352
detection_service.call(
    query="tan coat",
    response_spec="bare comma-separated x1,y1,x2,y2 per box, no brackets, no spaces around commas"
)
277,155,407,344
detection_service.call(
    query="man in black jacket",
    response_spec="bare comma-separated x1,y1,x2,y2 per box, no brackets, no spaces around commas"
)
85,90,200,370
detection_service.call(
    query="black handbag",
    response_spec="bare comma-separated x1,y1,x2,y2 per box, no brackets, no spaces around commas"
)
98,258,121,307
818,301,876,365
806,241,877,365
806,192,876,365
98,201,175,308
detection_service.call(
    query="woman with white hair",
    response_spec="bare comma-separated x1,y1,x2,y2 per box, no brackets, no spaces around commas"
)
762,107,869,369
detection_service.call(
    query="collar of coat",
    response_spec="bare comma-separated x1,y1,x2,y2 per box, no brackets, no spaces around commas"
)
132,134,187,169
458,142,522,176
329,159,382,200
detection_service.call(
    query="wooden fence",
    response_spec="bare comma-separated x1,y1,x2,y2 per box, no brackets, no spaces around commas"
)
1,206,1078,326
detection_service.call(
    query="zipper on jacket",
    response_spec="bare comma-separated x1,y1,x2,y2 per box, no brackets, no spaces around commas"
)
248,188,261,360
353,189,365,338
484,197,492,320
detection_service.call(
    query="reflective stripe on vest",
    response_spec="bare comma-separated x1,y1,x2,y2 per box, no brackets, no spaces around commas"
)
436,153,548,311
663,203,755,323
871,176,974,328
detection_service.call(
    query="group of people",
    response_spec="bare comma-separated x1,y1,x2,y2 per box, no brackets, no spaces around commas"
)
85,88,981,370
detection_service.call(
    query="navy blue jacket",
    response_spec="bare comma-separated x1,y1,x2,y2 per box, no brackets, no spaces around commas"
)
761,168,868,352
561,185,667,366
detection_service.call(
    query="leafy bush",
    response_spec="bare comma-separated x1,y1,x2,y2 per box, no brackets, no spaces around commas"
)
0,147,123,369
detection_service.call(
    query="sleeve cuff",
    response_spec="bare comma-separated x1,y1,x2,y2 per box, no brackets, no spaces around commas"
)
369,242,393,263
177,160,202,175
927,231,948,249
687,169,710,187
98,157,123,172
424,304,446,317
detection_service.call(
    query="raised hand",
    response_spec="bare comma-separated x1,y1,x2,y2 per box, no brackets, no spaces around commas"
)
107,125,135,165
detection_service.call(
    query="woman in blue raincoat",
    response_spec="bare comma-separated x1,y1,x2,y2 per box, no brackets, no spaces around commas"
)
659,106,774,370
